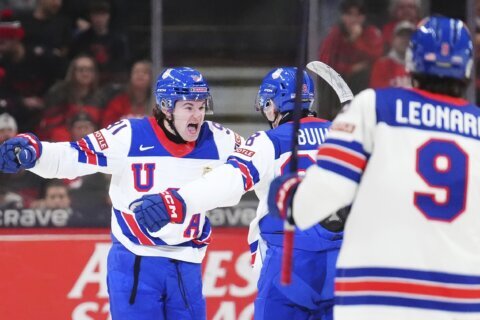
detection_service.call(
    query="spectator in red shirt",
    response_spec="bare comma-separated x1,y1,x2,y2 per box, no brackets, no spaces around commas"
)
318,0,383,93
40,54,106,140
370,20,414,88
0,15,60,132
102,59,152,127
382,0,421,50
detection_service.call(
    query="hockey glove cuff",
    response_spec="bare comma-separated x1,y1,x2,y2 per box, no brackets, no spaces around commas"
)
268,173,303,225
0,133,42,173
130,189,186,233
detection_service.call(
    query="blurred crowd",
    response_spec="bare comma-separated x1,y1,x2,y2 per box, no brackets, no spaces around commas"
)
0,0,479,228
0,0,152,227
318,0,421,94
317,0,479,117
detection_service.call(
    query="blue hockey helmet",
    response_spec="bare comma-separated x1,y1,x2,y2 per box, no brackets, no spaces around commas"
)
406,16,473,81
255,67,314,114
155,67,213,114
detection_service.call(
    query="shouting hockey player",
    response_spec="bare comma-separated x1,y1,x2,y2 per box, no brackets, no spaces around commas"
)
269,16,480,320
132,67,343,320
0,67,242,320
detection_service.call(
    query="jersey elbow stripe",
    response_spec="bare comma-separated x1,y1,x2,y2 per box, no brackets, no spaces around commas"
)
228,157,259,191
70,138,107,167
317,145,367,170
318,159,362,182
85,136,107,166
325,138,370,157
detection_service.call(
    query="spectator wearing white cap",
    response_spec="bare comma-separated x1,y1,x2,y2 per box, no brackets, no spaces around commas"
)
382,0,422,49
370,20,415,88
0,112,17,143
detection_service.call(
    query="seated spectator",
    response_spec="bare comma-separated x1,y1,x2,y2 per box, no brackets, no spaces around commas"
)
49,110,111,227
69,1,129,85
370,20,414,88
19,0,71,61
382,0,421,50
0,185,23,210
0,112,17,143
43,179,71,209
102,60,152,127
40,54,106,140
68,170,111,227
0,14,59,132
0,112,43,207
49,110,98,142
318,0,383,93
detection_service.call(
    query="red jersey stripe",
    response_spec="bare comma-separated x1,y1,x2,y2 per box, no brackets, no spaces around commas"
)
77,139,98,165
318,146,366,170
121,212,155,246
336,280,480,299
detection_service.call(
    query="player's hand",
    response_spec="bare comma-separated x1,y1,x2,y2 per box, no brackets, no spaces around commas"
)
0,133,42,173
130,189,186,233
268,173,303,225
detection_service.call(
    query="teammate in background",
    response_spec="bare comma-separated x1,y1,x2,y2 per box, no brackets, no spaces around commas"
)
0,67,242,320
132,67,343,319
269,16,480,320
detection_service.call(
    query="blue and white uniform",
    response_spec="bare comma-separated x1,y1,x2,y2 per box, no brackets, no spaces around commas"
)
293,87,480,320
29,117,241,319
179,116,342,319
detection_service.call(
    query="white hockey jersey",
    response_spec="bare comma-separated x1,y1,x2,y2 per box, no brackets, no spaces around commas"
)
178,117,341,267
30,117,241,263
294,87,480,320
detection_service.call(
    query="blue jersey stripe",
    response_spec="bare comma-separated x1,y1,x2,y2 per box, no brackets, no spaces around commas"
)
337,295,480,312
227,156,260,185
70,142,87,164
84,136,108,167
318,160,362,183
325,138,370,157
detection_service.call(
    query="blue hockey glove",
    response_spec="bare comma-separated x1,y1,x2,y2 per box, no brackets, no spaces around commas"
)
130,189,186,233
268,173,302,225
0,133,42,173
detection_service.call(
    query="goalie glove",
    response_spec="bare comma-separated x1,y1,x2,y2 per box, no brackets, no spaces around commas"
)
0,133,42,173
268,173,302,225
130,189,186,233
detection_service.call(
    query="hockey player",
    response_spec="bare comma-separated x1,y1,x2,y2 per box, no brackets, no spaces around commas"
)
0,67,242,320
132,67,343,320
269,16,480,320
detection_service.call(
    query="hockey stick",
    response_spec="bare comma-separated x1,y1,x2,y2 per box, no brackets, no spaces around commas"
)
306,61,354,105
281,0,309,286
281,61,353,285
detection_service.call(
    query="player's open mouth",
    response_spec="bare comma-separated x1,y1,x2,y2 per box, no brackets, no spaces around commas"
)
187,123,199,135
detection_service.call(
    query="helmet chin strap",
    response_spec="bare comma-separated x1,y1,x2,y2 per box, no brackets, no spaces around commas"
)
261,108,281,129
163,114,188,144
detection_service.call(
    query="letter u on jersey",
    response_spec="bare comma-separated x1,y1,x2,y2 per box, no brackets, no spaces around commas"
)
131,163,156,192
